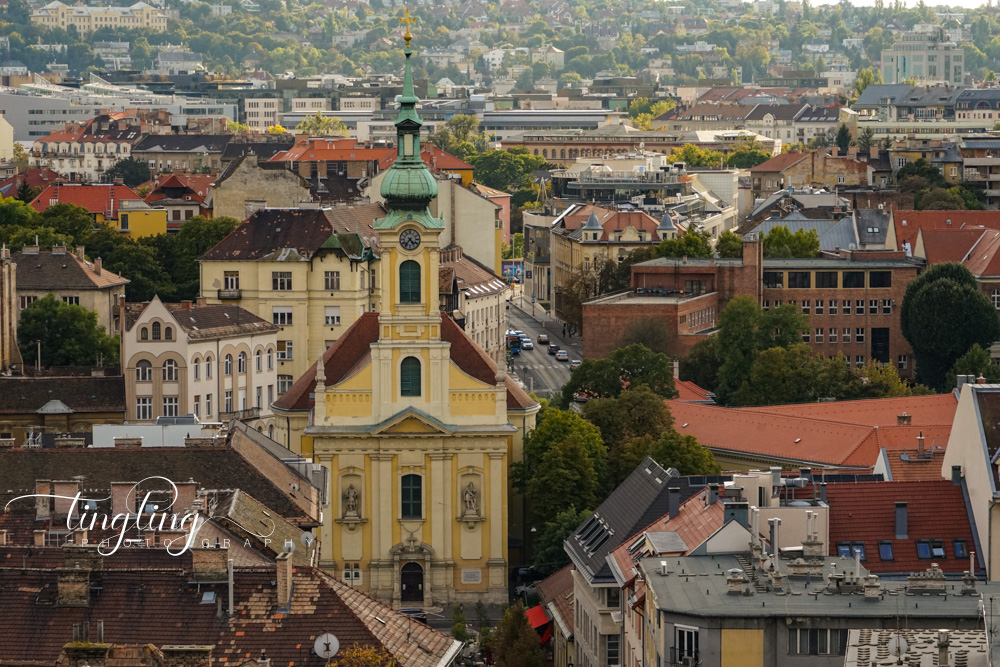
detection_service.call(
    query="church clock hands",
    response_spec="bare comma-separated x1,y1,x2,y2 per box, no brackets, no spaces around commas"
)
399,228,421,251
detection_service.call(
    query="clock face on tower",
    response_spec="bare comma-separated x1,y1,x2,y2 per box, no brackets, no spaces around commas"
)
399,228,421,251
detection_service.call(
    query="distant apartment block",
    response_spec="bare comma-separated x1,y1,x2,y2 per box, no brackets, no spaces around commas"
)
31,1,167,34
881,27,964,85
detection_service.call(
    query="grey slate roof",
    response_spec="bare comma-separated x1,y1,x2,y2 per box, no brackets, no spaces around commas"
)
132,134,232,153
751,216,859,253
853,84,915,108
750,191,850,219
856,209,892,245
564,458,700,585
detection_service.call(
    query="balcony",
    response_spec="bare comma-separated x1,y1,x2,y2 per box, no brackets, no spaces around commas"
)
220,407,259,422
669,648,700,667
217,288,242,300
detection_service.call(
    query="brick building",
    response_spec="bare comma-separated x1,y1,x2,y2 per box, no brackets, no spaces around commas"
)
583,240,922,376
749,148,870,199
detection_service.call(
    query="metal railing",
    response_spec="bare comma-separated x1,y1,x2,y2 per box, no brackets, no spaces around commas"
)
217,288,242,300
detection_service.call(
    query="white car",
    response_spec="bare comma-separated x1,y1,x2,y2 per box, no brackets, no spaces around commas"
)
521,338,534,350
570,359,582,368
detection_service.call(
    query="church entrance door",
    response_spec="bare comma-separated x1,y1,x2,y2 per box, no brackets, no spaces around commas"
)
400,562,424,603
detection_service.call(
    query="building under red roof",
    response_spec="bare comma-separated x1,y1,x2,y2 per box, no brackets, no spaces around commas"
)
0,167,61,197
29,182,143,220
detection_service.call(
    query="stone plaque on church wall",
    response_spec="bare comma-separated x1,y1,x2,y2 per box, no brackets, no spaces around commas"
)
461,568,482,584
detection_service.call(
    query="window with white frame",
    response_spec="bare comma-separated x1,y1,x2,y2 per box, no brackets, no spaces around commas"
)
324,270,340,290
163,359,178,382
206,357,213,378
277,341,292,360
267,348,274,370
898,355,908,370
325,306,341,326
224,391,232,413
136,397,152,420
788,629,848,655
193,358,200,380
255,350,262,372
193,396,200,418
162,396,179,417
272,271,292,291
238,352,247,374
278,374,293,394
856,327,865,343
224,355,233,375
272,306,293,326
136,360,152,382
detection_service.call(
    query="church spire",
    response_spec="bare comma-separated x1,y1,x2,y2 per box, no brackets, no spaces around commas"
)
378,9,441,219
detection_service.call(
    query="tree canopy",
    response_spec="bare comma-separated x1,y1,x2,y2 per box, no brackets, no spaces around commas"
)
19,294,119,367
561,343,677,406
492,603,545,667
761,225,821,258
294,111,349,137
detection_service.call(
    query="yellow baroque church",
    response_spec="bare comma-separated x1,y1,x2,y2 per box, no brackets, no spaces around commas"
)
272,26,539,607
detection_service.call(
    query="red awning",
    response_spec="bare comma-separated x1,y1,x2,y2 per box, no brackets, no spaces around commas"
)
525,605,550,629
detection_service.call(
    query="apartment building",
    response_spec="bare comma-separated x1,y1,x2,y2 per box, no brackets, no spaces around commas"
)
199,206,380,386
243,97,281,132
121,296,279,434
29,112,143,182
881,27,965,85
438,245,509,367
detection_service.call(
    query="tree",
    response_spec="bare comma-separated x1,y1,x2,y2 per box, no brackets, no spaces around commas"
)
15,179,40,204
665,144,724,168
492,603,545,667
728,344,856,406
761,225,820,258
267,124,289,134
716,230,744,258
327,645,400,667
725,138,772,169
295,111,349,137
901,262,1000,390
619,317,672,355
526,436,599,533
855,359,926,398
856,127,876,152
897,158,946,188
562,344,677,405
915,187,967,210
853,66,881,96
619,430,721,476
679,336,722,392
451,604,469,642
947,343,1000,388
835,123,853,152
103,157,150,188
467,149,546,190
12,142,28,171
532,506,589,574
659,228,713,258
428,114,488,157
584,385,674,452
514,409,606,496
40,203,97,247
18,294,119,367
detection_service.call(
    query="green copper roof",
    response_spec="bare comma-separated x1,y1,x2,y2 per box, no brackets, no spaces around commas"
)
378,30,442,228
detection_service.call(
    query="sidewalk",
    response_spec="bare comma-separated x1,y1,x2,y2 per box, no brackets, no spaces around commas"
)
509,288,583,358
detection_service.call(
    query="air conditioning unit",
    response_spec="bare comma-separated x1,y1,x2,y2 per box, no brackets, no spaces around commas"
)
682,657,697,667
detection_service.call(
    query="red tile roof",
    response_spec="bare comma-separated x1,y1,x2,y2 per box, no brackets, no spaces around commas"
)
555,204,662,241
675,380,711,402
748,151,810,173
270,137,392,163
0,167,61,194
735,394,957,427
535,565,575,635
916,228,985,264
272,312,536,414
962,227,1000,277
376,143,474,171
825,480,976,574
0,547,458,667
29,183,142,219
884,447,948,481
892,210,1000,253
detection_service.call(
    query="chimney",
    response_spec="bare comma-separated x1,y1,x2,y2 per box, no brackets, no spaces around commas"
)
35,480,52,520
57,547,101,607
180,300,193,310
895,501,908,539
830,146,838,157
708,483,719,505
870,145,879,160
196,296,207,307
276,551,293,611
51,244,66,255
110,482,135,516
819,482,827,503
94,258,102,276
769,517,781,558
192,547,229,581
952,465,963,486
977,374,988,385
799,468,812,482
173,481,197,513
52,480,81,517
668,486,680,519
0,530,6,546
917,430,925,454
161,646,214,667
897,412,911,426
726,568,747,594
75,246,84,261
62,643,110,667
938,631,950,667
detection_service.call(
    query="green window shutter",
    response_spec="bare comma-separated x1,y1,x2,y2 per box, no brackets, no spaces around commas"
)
400,260,421,303
400,356,421,397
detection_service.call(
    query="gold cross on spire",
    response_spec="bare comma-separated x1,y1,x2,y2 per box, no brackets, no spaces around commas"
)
399,8,416,48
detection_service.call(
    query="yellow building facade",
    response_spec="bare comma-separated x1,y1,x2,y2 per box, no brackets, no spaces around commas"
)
31,1,167,34
276,33,538,606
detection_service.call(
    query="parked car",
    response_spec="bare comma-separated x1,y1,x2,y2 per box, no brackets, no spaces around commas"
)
548,343,559,354
538,334,550,344
400,608,428,624
556,350,569,361
570,359,582,368
521,338,534,350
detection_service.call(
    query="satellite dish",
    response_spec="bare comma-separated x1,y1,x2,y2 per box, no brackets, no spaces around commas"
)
284,539,296,553
301,531,316,547
888,635,908,658
314,633,340,659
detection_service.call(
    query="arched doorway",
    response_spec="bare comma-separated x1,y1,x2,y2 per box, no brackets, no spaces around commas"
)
400,562,424,603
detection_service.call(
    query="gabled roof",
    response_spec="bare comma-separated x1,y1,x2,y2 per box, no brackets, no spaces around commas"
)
29,183,143,219
963,228,1000,277
552,203,662,242
221,139,295,161
0,168,61,197
269,137,390,164
535,565,575,637
855,209,891,245
0,375,124,415
745,103,809,121
665,103,758,122
157,302,279,340
919,228,984,264
891,210,1000,255
748,150,809,173
825,480,977,574
853,84,917,108
200,205,383,262
0,548,459,667
132,134,232,153
751,216,858,253
12,248,129,290
564,457,678,584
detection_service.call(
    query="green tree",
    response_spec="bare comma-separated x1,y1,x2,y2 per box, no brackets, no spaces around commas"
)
897,158,946,188
294,111,349,137
853,66,881,96
39,203,97,247
427,114,488,157
856,127,876,152
15,179,40,204
915,187,967,210
1,226,73,252
618,430,721,476
583,385,674,453
532,505,589,574
514,409,606,495
451,604,469,642
103,157,151,188
729,344,853,405
716,230,744,258
467,149,546,190
761,225,821,258
562,344,677,405
618,316,672,355
0,196,41,229
901,263,1000,390
18,294,119,367
665,144,725,168
526,436,598,536
725,144,772,168
104,240,173,302
855,359,924,398
679,336,723,391
12,142,28,171
492,603,545,667
659,228,713,258
946,343,1000,388
835,123,853,152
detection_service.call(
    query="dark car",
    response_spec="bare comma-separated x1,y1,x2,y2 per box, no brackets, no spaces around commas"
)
399,608,428,624
548,343,559,354
538,334,550,344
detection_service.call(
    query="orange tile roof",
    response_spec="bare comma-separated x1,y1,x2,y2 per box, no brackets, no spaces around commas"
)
675,380,712,402
963,228,1000,277
29,183,142,219
556,204,662,241
734,394,957,427
892,209,1000,251
883,446,948,481
535,565,575,636
270,137,393,163
376,143,474,171
918,228,985,264
669,400,882,467
825,480,976,574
